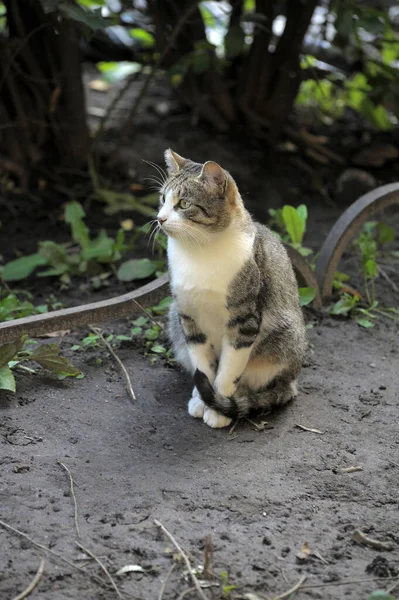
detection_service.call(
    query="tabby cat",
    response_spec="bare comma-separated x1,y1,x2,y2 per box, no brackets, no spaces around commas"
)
157,149,307,428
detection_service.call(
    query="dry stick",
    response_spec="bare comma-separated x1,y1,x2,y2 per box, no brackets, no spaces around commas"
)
158,563,176,600
378,265,399,293
131,297,164,330
0,519,108,588
272,575,306,600
154,520,210,600
12,559,45,600
57,461,80,538
89,326,136,403
76,542,123,599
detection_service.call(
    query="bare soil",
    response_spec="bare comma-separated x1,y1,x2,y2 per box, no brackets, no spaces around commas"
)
1,68,399,599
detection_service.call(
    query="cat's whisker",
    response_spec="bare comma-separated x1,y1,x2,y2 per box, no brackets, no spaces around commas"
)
142,159,167,184
143,176,163,189
147,222,160,252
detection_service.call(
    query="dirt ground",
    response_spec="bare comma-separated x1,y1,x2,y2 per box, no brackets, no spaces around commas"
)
1,67,399,599
1,315,399,600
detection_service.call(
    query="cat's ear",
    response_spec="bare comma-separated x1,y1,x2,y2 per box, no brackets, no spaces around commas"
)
164,149,187,174
199,161,226,191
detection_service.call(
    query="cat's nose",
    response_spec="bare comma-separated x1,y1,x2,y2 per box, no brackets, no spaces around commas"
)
158,216,167,224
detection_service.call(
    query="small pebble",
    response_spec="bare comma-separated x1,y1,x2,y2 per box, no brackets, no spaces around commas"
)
369,363,376,368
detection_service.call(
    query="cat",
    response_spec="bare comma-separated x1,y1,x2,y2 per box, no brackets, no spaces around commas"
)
157,149,307,428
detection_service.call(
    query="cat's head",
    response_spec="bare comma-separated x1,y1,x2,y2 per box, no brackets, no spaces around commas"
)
156,149,242,242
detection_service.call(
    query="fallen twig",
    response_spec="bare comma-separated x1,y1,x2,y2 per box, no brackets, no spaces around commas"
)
12,559,45,600
295,423,324,434
90,326,136,403
154,520,210,600
0,519,107,588
57,461,80,538
158,563,176,600
352,528,394,551
76,542,123,599
273,575,306,600
378,265,399,293
340,466,363,473
131,297,164,330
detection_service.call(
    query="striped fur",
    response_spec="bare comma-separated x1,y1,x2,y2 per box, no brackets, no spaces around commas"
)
160,149,307,428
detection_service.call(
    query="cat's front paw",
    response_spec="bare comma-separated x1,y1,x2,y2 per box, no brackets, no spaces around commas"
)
188,394,206,419
203,408,232,429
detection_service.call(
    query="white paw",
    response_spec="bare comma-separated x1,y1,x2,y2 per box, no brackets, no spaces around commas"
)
188,395,206,419
203,408,232,429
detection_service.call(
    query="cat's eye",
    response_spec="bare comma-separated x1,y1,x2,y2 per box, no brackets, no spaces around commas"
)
179,199,190,209
160,194,165,205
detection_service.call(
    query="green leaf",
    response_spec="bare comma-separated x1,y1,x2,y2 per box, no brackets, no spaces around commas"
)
0,336,27,367
298,246,313,257
298,287,316,307
364,259,377,279
296,204,308,225
282,205,305,244
131,327,143,335
144,329,159,341
29,344,81,377
58,2,109,29
377,222,395,245
97,61,142,83
132,316,148,327
151,296,173,315
64,201,90,250
129,28,155,48
151,344,166,354
356,318,375,329
224,25,245,59
82,230,114,262
2,253,48,282
368,592,394,600
117,258,159,282
330,294,358,316
0,366,16,392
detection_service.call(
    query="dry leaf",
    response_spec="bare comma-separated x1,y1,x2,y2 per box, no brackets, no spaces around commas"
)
116,564,145,575
295,424,324,434
89,79,110,92
296,541,311,562
38,330,71,338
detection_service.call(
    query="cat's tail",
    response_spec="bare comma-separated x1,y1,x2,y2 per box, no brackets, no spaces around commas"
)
194,369,295,418
194,370,240,417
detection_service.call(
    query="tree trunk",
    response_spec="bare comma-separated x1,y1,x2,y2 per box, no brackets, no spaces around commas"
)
0,0,88,185
148,0,318,142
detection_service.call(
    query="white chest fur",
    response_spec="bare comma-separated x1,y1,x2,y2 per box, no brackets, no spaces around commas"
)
168,228,254,351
